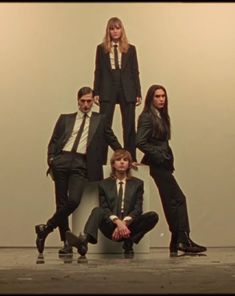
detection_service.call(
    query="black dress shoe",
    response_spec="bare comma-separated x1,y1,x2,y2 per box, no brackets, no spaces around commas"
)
35,224,52,254
77,233,88,256
58,241,73,256
123,239,134,258
188,238,207,251
66,231,88,256
178,238,207,253
65,231,79,247
169,231,207,254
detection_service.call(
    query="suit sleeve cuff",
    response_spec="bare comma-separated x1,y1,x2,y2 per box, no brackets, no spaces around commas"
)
123,216,132,222
110,215,118,222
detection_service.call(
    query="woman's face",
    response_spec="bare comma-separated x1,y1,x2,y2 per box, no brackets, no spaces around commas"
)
152,89,166,109
109,25,122,42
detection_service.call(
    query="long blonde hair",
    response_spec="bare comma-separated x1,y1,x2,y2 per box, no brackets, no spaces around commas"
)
102,17,129,53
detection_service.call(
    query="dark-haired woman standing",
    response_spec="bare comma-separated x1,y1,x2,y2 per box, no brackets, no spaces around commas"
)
136,84,207,255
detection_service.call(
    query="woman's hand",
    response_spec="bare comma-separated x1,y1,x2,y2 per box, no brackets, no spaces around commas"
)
136,96,142,106
94,95,100,106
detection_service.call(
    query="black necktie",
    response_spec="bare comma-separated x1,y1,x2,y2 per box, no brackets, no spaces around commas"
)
117,181,123,218
114,44,119,69
71,113,87,153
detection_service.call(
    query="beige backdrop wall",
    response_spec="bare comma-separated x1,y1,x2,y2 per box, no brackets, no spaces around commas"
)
0,3,234,248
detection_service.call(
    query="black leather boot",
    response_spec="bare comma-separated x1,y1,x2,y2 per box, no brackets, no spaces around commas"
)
58,240,73,256
123,238,134,258
66,231,88,256
177,232,207,253
35,224,53,254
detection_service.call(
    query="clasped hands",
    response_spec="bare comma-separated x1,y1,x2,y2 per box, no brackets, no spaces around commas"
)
112,219,131,241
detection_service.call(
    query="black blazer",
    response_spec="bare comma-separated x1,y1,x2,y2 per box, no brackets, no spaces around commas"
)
93,44,141,103
99,176,143,222
136,112,174,172
47,111,122,181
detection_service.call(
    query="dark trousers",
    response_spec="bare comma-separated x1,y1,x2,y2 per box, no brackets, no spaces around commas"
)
83,207,158,245
150,166,190,241
100,70,136,162
47,151,88,241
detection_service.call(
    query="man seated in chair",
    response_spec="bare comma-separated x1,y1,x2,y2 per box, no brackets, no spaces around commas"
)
66,149,159,258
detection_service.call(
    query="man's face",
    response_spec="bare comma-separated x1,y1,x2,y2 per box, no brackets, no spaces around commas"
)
78,93,94,113
113,157,130,173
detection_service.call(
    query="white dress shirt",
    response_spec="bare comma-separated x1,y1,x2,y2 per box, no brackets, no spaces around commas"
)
109,178,132,223
63,110,92,154
109,42,122,69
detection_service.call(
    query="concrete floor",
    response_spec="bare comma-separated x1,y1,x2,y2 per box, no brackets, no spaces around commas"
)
0,247,234,294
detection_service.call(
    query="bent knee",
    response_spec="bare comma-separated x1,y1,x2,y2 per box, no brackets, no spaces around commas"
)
149,211,159,224
91,207,104,215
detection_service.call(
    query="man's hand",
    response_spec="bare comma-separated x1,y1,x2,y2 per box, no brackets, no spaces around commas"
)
112,219,131,240
112,227,121,241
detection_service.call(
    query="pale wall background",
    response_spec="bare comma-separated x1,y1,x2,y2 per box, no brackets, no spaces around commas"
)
0,3,234,248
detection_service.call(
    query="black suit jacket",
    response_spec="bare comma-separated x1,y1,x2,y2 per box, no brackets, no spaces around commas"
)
93,44,141,103
98,176,143,222
136,112,174,172
47,111,122,181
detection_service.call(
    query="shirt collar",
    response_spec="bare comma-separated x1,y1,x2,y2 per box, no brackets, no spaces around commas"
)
77,109,92,119
112,41,119,48
116,178,126,185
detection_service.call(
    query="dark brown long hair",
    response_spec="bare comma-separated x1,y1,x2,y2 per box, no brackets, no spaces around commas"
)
102,17,129,53
142,84,171,139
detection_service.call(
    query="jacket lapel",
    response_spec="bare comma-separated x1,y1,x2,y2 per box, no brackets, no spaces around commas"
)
123,179,133,214
121,48,130,71
106,178,118,212
63,113,77,145
104,51,112,72
87,112,101,148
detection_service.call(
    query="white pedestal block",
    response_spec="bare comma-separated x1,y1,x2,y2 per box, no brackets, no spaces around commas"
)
72,165,150,253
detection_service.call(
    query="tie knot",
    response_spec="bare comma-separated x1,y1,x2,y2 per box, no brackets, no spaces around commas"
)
119,181,123,185
114,44,118,48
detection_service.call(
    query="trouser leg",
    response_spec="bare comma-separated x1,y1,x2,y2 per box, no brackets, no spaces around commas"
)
150,167,190,235
128,211,159,244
